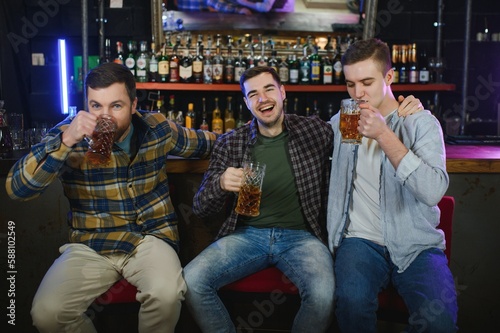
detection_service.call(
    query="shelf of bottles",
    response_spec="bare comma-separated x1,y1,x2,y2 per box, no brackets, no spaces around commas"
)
136,82,455,93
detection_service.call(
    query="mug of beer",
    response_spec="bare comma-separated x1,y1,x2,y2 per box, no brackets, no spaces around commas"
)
339,98,366,144
85,114,117,167
235,162,266,217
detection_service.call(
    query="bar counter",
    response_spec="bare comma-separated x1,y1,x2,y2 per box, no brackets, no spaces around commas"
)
1,144,499,176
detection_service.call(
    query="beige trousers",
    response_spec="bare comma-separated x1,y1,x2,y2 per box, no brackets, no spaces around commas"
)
31,235,186,333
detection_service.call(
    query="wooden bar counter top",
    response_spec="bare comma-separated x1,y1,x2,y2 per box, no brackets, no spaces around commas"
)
2,145,499,176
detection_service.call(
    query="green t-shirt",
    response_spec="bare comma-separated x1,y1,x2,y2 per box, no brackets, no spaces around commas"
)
240,130,307,230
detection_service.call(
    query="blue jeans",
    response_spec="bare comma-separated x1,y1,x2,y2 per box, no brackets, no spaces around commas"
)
184,226,335,333
334,237,458,333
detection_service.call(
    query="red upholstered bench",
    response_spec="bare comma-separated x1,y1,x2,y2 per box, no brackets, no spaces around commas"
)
94,278,138,305
93,196,455,328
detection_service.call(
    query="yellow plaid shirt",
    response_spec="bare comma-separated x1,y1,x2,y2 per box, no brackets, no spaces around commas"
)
6,112,217,254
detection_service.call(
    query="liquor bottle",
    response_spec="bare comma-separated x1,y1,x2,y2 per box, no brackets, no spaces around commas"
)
135,41,149,82
268,50,279,73
305,107,311,117
256,35,268,67
236,104,246,128
175,111,184,126
324,35,334,51
391,44,400,84
279,54,289,84
312,100,321,117
158,43,170,82
204,36,213,84
180,49,193,83
299,47,311,85
101,38,112,63
224,96,235,132
185,103,196,129
234,49,247,83
419,49,430,84
114,41,125,64
327,103,334,119
399,44,409,84
293,97,299,114
125,40,137,76
225,42,235,83
333,37,343,85
309,46,321,84
322,52,333,85
247,45,256,69
212,36,224,84
408,43,419,84
167,95,176,121
193,41,204,83
155,94,166,116
288,54,299,85
200,97,209,130
149,42,159,82
283,99,288,113
169,38,180,83
211,97,223,134
293,36,302,51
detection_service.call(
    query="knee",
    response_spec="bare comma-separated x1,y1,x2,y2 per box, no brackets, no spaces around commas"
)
31,297,63,332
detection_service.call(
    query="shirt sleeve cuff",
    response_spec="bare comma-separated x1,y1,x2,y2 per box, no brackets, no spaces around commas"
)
45,132,72,160
396,150,421,181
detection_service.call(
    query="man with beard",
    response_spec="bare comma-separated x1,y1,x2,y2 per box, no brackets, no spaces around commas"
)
6,62,217,333
183,66,422,332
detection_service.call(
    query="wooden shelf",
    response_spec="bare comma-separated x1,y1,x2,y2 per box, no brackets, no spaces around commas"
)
137,82,456,93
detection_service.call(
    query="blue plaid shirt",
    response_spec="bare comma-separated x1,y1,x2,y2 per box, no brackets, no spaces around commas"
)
6,112,217,254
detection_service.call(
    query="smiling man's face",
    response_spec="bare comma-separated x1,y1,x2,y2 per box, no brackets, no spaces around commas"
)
243,72,286,137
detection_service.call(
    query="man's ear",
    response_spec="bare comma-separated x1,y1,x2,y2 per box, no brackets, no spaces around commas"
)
385,68,395,86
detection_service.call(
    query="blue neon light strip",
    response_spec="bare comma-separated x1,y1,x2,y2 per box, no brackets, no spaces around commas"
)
58,39,69,115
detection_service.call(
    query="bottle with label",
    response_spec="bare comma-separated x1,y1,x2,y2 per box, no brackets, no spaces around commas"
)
185,103,196,129
309,45,321,84
135,41,149,82
224,96,235,132
333,37,343,85
279,54,289,84
234,49,247,83
391,44,400,84
419,50,430,84
204,36,213,84
114,41,125,64
193,41,204,83
180,49,193,83
169,38,180,83
211,97,223,134
322,52,333,85
200,97,209,130
399,44,409,84
408,43,419,84
149,42,159,82
125,40,137,76
225,42,235,83
212,36,224,84
299,47,311,85
288,54,299,85
158,43,170,82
